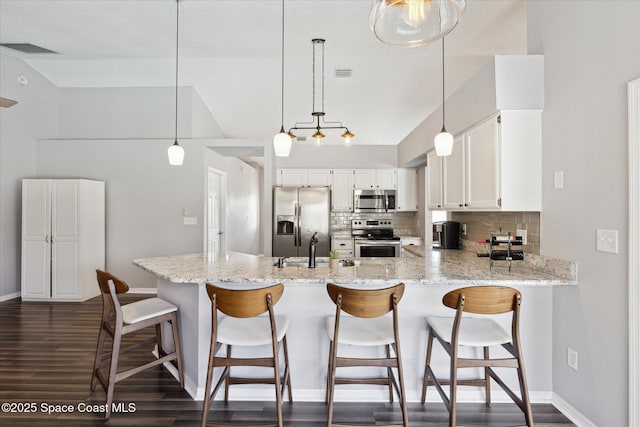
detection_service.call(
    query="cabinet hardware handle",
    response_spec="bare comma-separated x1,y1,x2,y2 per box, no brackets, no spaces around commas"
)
459,204,463,207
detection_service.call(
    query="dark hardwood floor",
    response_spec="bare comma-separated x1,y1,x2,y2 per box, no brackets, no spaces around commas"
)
0,294,574,426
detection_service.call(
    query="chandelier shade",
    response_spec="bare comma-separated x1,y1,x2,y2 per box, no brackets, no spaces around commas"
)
370,0,466,48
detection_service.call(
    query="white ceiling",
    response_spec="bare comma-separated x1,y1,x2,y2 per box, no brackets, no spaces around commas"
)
0,0,527,146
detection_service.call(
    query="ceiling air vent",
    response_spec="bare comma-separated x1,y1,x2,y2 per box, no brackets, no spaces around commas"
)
0,43,58,54
335,68,353,78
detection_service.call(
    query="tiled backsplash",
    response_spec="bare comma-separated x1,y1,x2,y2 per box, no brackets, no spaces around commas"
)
450,211,540,255
331,211,418,236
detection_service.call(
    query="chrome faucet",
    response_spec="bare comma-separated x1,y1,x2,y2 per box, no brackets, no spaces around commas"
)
308,232,318,268
276,256,288,268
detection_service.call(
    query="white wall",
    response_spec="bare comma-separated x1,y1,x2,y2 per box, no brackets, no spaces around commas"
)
0,54,58,298
275,145,397,168
527,1,640,425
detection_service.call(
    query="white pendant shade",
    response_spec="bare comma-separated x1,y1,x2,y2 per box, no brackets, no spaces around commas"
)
370,0,466,48
273,131,292,157
434,130,453,156
168,142,185,165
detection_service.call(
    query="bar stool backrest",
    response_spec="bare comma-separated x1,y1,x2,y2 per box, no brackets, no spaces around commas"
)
327,283,405,318
206,283,284,318
442,285,520,314
96,269,129,295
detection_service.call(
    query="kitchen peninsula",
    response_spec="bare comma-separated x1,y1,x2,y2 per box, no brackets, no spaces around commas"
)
133,250,575,403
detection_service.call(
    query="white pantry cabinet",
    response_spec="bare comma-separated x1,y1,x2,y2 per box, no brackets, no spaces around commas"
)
439,111,541,211
396,168,418,211
21,179,105,301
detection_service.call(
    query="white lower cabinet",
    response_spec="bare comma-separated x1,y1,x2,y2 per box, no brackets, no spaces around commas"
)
331,238,354,258
21,179,105,301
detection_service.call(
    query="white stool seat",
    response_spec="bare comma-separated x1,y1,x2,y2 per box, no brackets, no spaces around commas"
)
427,315,511,347
217,315,289,346
326,315,394,346
122,297,178,325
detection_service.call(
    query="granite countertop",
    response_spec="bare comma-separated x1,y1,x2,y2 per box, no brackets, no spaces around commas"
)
133,249,576,287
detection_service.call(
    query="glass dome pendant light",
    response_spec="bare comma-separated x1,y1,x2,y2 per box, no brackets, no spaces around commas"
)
167,0,185,166
434,37,453,156
369,0,466,48
273,0,292,157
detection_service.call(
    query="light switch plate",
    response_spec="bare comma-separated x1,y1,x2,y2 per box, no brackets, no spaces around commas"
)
554,171,564,189
183,216,198,225
596,229,618,254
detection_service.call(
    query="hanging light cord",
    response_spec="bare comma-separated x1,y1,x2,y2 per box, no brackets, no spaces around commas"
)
441,37,446,130
280,0,285,128
174,0,179,142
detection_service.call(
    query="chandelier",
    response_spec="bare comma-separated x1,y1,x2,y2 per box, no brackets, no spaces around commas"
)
288,38,355,147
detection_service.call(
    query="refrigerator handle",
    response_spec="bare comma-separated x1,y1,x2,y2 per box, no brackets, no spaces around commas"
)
296,204,302,247
294,203,300,247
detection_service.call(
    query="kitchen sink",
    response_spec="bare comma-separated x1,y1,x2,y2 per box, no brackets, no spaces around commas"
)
273,257,330,268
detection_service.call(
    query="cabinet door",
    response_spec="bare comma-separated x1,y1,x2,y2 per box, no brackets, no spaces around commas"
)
278,169,307,187
397,168,418,211
331,169,354,212
375,169,397,189
443,134,465,209
427,151,443,209
353,169,376,189
51,181,80,299
21,180,52,299
466,116,500,209
306,169,331,187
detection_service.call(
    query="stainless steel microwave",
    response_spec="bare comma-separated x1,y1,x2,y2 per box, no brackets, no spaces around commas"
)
353,189,396,213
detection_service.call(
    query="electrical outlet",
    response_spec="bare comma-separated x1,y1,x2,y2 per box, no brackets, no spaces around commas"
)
516,229,527,245
461,223,467,236
567,348,578,370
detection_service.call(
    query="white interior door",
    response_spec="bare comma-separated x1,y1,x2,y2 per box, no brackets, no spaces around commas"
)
207,168,226,256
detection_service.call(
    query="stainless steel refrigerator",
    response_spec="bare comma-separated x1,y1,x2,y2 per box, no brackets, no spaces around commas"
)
273,187,330,257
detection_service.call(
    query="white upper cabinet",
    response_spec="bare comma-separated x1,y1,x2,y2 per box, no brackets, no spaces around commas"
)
353,169,397,190
276,169,331,187
427,151,443,209
443,134,465,209
330,169,354,212
436,111,541,212
396,168,418,211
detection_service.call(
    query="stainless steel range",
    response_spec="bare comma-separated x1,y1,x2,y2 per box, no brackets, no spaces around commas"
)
351,219,401,258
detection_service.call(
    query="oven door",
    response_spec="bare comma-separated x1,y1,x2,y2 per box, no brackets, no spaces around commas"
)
354,240,401,258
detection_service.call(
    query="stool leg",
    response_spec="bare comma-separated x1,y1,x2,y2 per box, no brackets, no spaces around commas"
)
105,325,122,420
91,323,107,392
449,345,458,427
170,314,184,388
282,335,293,403
386,344,394,403
484,346,491,405
327,339,338,426
421,329,434,404
393,343,409,427
272,338,283,427
516,352,534,426
201,339,218,427
224,345,232,402
325,339,334,404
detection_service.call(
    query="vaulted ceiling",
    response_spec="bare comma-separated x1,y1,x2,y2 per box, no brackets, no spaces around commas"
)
0,0,527,146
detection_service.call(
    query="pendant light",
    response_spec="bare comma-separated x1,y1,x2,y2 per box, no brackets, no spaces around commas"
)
288,39,355,146
434,37,453,156
433,37,453,156
369,0,466,48
273,0,292,157
167,0,185,166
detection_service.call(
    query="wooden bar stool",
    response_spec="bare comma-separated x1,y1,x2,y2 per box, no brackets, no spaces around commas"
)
201,283,292,427
91,270,184,419
421,285,533,427
325,283,408,427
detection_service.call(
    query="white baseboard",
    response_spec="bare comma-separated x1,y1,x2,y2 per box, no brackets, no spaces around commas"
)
0,292,20,302
552,392,597,427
